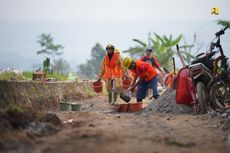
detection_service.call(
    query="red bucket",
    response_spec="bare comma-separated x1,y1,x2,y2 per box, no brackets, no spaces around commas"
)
92,81,103,93
122,79,131,89
118,104,129,112
129,103,143,112
114,103,143,113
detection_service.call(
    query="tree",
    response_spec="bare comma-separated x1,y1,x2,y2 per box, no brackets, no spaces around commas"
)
78,43,106,79
123,33,182,69
37,33,64,61
217,20,230,28
52,58,70,74
37,33,70,74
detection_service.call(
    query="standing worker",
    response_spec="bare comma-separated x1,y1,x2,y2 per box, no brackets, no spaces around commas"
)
98,44,124,104
141,48,164,84
123,57,160,102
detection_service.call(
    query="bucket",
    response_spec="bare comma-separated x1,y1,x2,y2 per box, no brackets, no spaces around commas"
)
92,81,103,93
118,104,129,112
71,103,81,111
120,90,131,103
122,80,131,89
59,102,71,111
129,103,143,112
116,103,143,112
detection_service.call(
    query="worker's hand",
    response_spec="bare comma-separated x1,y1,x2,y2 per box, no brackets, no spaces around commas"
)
125,74,130,80
127,86,134,92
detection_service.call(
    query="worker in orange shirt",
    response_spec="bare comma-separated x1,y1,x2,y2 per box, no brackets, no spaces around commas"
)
123,57,160,102
140,48,164,84
98,44,124,103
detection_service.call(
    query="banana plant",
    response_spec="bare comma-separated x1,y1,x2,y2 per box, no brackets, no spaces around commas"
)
123,33,182,69
217,20,230,28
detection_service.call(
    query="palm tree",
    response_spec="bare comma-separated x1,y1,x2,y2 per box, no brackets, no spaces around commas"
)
123,33,182,69
217,20,230,28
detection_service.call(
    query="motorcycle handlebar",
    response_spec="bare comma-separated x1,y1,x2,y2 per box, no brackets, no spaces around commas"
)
215,26,228,37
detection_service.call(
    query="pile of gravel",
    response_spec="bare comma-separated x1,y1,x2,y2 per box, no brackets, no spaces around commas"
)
139,89,193,115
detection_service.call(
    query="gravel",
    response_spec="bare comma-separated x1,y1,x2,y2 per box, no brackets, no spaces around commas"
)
138,89,193,115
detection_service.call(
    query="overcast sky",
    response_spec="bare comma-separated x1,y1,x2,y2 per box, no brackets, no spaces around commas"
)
1,0,230,21
0,0,229,70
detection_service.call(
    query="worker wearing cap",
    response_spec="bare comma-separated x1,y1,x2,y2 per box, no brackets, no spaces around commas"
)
141,48,164,84
98,44,124,103
123,57,160,102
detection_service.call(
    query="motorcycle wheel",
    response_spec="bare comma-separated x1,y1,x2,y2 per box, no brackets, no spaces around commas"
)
196,82,207,114
211,82,229,111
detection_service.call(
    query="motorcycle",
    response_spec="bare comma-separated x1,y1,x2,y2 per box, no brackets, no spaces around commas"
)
176,26,229,114
207,26,230,111
188,62,213,113
175,41,216,113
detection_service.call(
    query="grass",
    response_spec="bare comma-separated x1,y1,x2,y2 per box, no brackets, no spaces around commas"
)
22,71,33,79
22,71,68,81
1,71,71,81
0,72,25,81
46,73,68,81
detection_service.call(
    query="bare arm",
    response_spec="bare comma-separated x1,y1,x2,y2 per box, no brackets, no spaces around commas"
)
128,76,142,92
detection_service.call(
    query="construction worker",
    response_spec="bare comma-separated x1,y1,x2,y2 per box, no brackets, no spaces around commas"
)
98,44,124,103
123,57,160,102
140,48,164,84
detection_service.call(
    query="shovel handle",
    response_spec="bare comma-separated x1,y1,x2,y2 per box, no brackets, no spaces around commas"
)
172,57,176,75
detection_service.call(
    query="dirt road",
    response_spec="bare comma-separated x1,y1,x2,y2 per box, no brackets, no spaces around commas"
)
27,96,229,153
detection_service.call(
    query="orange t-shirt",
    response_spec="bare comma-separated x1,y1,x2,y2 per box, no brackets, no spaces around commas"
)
130,60,157,81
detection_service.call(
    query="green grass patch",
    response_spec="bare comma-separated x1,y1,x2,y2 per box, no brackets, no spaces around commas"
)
46,73,68,81
22,71,33,79
0,72,25,81
23,71,68,81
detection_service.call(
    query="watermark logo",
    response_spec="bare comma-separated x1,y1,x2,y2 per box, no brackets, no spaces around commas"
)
211,7,219,15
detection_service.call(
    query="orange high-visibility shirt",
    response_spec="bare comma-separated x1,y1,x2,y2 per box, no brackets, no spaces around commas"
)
99,52,123,80
130,60,157,81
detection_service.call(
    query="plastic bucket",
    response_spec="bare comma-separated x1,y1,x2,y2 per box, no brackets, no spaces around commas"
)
71,103,81,111
116,103,143,112
92,81,103,93
59,102,71,111
118,104,129,112
120,90,131,103
122,80,131,89
129,103,143,112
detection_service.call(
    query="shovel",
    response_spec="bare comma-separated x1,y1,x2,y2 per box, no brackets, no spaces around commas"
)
120,90,131,103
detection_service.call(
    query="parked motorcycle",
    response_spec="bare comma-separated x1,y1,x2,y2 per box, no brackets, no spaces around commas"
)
176,44,215,114
207,26,230,111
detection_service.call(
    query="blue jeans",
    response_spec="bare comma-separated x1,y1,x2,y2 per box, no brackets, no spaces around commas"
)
136,76,159,102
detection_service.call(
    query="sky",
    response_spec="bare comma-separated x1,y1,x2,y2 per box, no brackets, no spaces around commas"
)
0,0,230,70
1,0,229,21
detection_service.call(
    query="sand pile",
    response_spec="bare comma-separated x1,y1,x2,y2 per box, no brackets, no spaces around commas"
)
139,89,193,115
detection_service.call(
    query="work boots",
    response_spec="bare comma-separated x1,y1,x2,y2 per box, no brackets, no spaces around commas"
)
108,90,118,104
